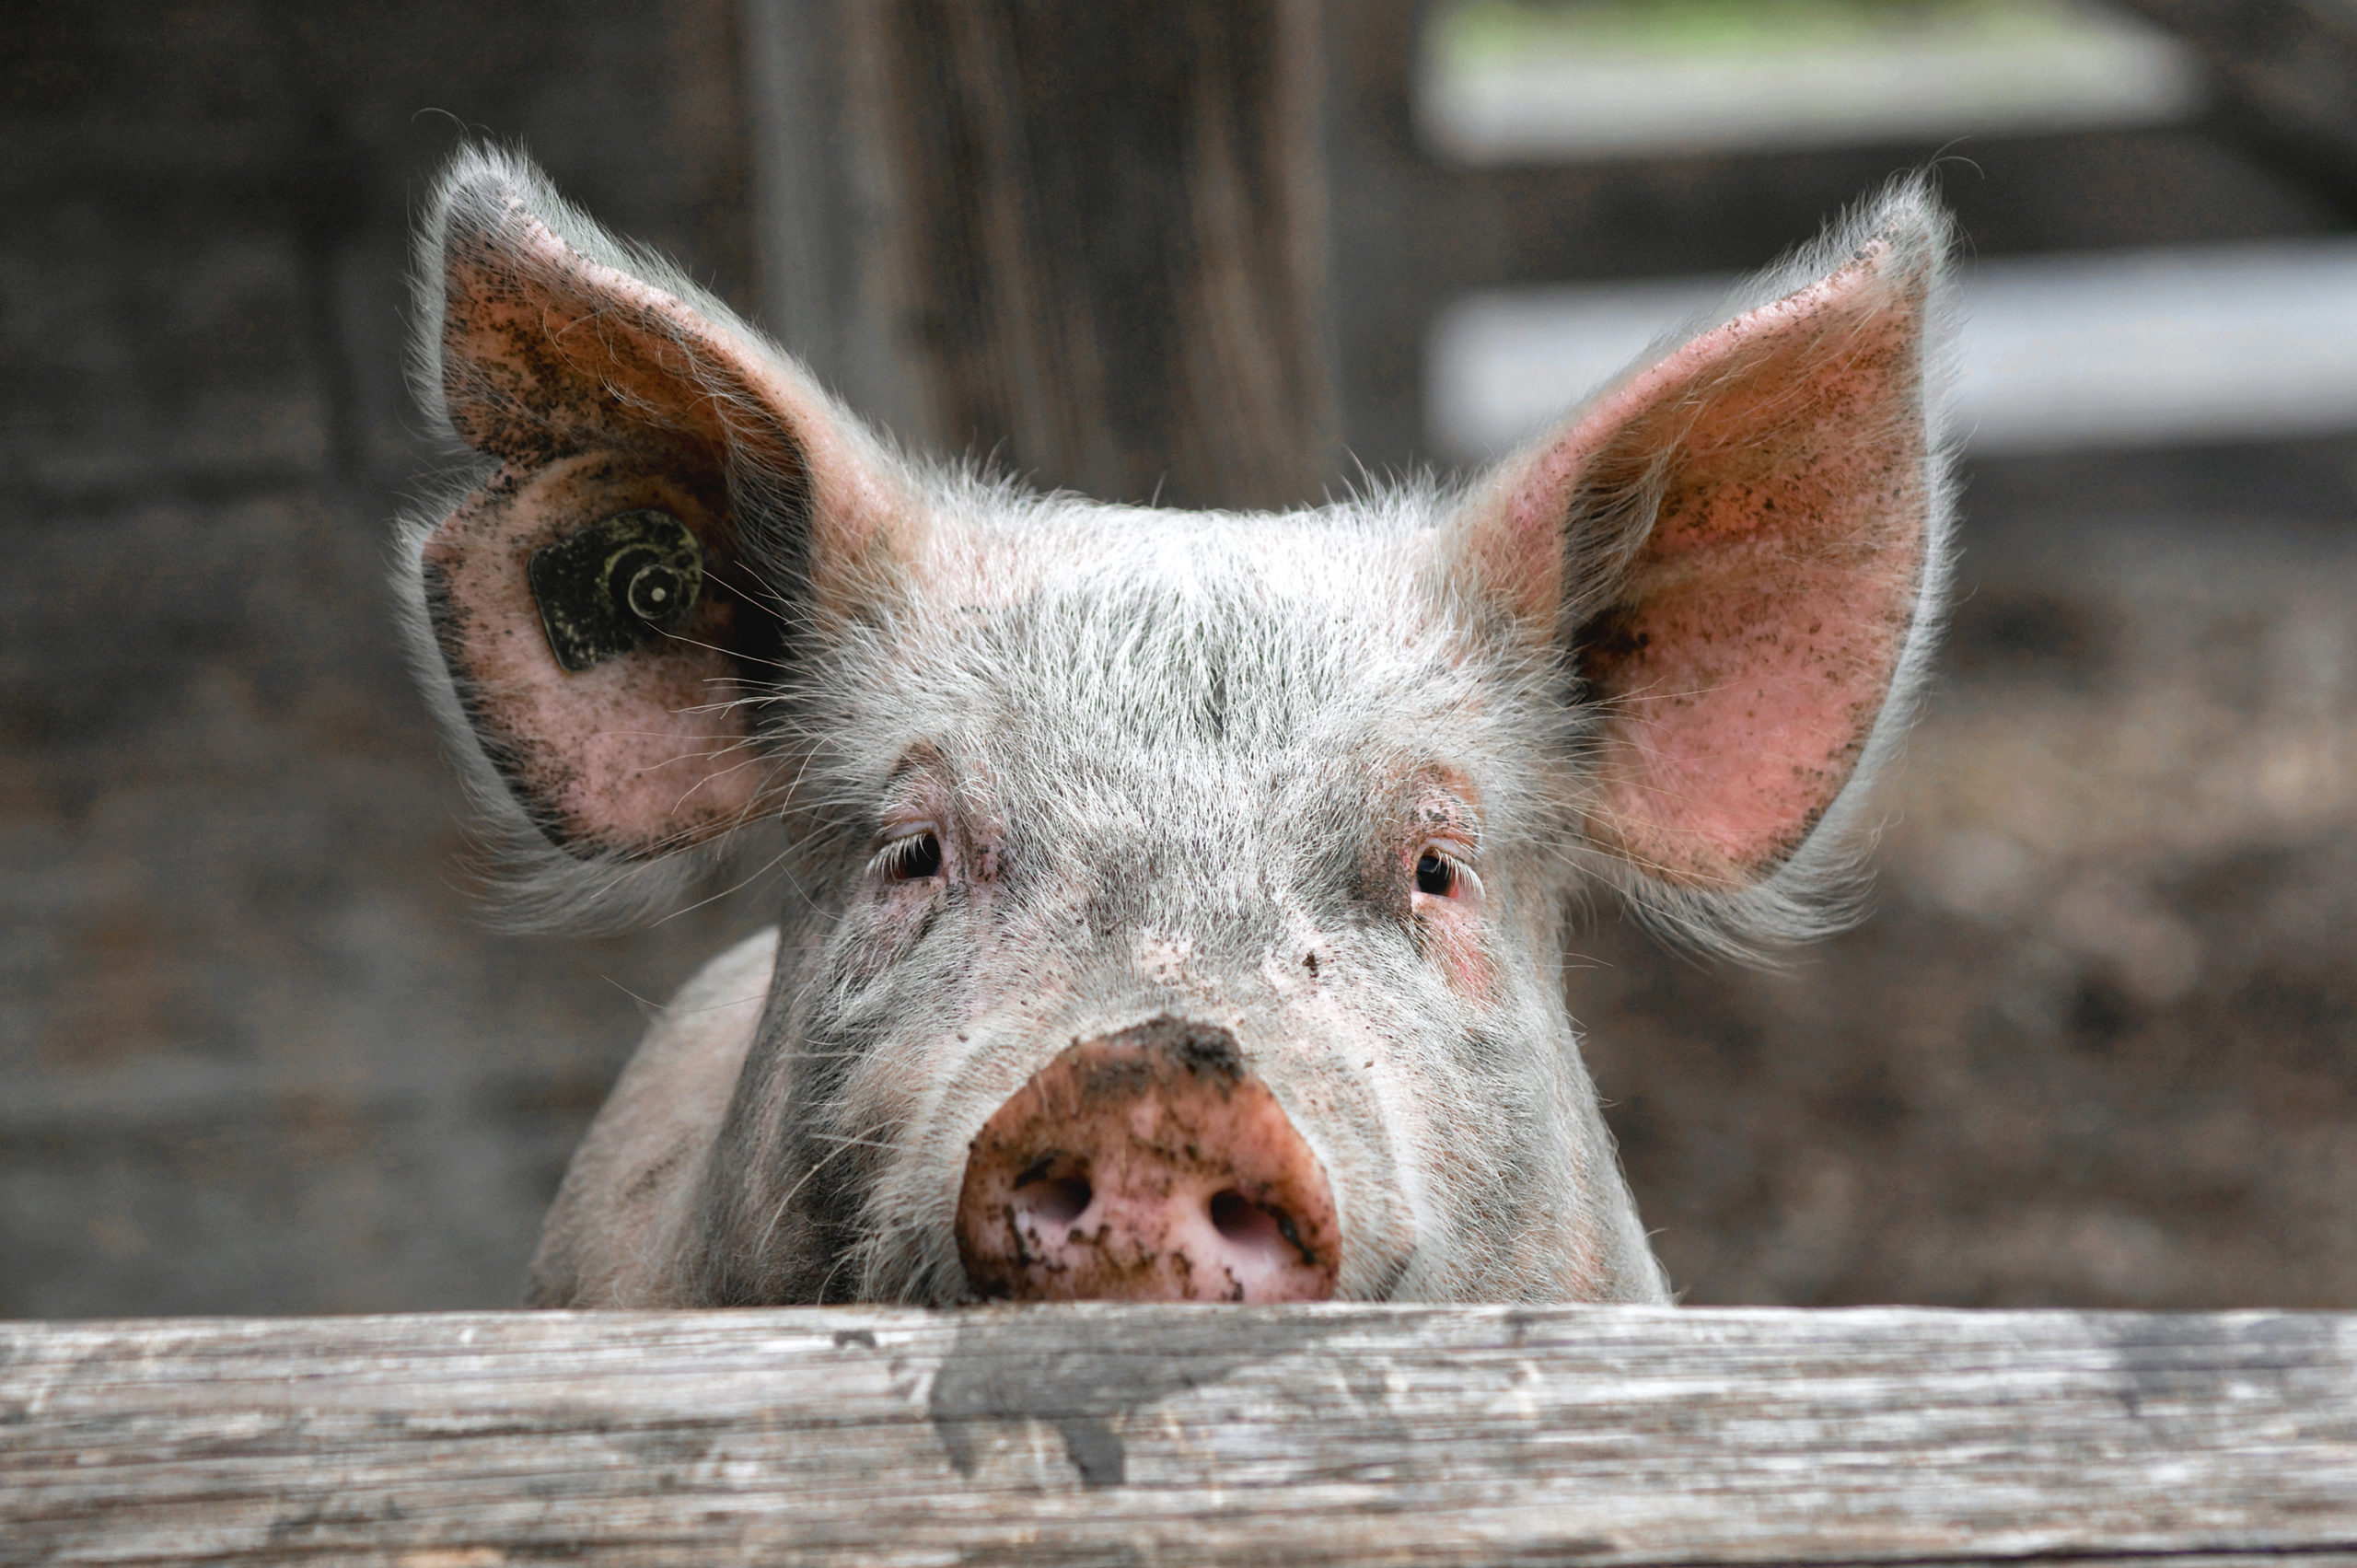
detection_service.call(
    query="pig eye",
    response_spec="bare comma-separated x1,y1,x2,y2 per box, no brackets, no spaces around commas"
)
1414,847,1469,899
875,830,944,882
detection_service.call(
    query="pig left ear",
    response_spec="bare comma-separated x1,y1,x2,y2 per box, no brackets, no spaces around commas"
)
399,145,919,929
1452,180,1953,951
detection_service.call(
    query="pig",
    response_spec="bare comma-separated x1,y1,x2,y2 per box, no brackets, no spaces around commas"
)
398,146,1951,1307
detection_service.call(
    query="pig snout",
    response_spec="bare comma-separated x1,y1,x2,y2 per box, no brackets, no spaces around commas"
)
955,1016,1341,1303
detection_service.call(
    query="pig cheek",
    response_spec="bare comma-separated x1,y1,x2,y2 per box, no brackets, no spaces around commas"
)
842,866,1001,986
834,891,936,987
1415,909,1497,1005
833,1031,966,1249
1256,939,1443,1295
837,981,1031,1186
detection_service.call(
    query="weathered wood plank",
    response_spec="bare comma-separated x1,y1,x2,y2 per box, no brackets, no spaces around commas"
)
4,1306,2357,1566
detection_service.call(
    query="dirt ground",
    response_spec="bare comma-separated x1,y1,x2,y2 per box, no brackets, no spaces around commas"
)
1581,442,2357,1307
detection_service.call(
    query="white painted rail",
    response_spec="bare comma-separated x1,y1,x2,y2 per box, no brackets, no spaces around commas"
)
1430,237,2357,458
1419,10,2202,164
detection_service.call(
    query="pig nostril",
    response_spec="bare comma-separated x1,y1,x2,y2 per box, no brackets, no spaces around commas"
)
956,1026,1342,1302
1209,1189,1283,1248
1016,1175,1092,1228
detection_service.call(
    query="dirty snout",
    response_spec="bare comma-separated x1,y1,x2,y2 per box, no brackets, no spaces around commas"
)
955,1016,1341,1303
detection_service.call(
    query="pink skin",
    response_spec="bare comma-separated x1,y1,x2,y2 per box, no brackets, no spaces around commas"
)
426,205,919,856
423,456,762,853
955,1023,1341,1303
441,210,914,596
1472,239,1931,888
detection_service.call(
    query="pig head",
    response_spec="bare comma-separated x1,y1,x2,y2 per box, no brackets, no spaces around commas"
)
398,147,1952,1307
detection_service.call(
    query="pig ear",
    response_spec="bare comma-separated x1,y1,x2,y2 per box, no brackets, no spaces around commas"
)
1452,181,1953,952
400,146,919,926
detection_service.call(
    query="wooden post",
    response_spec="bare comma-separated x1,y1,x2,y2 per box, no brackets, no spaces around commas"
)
2107,0,2357,218
745,0,1338,510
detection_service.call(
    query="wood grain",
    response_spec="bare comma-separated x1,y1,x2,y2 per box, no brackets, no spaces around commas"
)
6,1306,2357,1565
853,0,1338,510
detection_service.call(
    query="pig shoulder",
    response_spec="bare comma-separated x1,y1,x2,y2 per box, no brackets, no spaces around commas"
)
523,927,778,1307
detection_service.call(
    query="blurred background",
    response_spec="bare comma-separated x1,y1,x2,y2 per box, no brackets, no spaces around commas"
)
2,0,2352,1317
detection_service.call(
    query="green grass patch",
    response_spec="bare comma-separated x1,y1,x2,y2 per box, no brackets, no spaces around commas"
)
1430,0,2101,66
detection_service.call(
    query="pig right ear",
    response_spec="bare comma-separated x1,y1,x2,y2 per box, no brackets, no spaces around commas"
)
400,147,919,925
1450,180,1954,955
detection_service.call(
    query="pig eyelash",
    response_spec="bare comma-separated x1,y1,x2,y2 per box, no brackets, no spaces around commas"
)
871,828,945,883
1413,843,1480,902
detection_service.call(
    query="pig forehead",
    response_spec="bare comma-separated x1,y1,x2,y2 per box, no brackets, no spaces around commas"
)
812,498,1579,842
899,517,1483,751
918,501,1434,624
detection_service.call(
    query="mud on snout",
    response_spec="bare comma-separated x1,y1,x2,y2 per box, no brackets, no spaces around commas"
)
954,1016,1342,1302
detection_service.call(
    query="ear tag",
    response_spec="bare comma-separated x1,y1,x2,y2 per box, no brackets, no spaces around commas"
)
527,510,707,673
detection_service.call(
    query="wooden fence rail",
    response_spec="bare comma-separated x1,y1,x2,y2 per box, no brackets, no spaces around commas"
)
6,1306,2357,1566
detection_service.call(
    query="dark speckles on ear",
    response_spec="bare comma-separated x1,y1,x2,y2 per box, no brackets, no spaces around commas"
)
1480,206,1944,898
412,154,902,863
